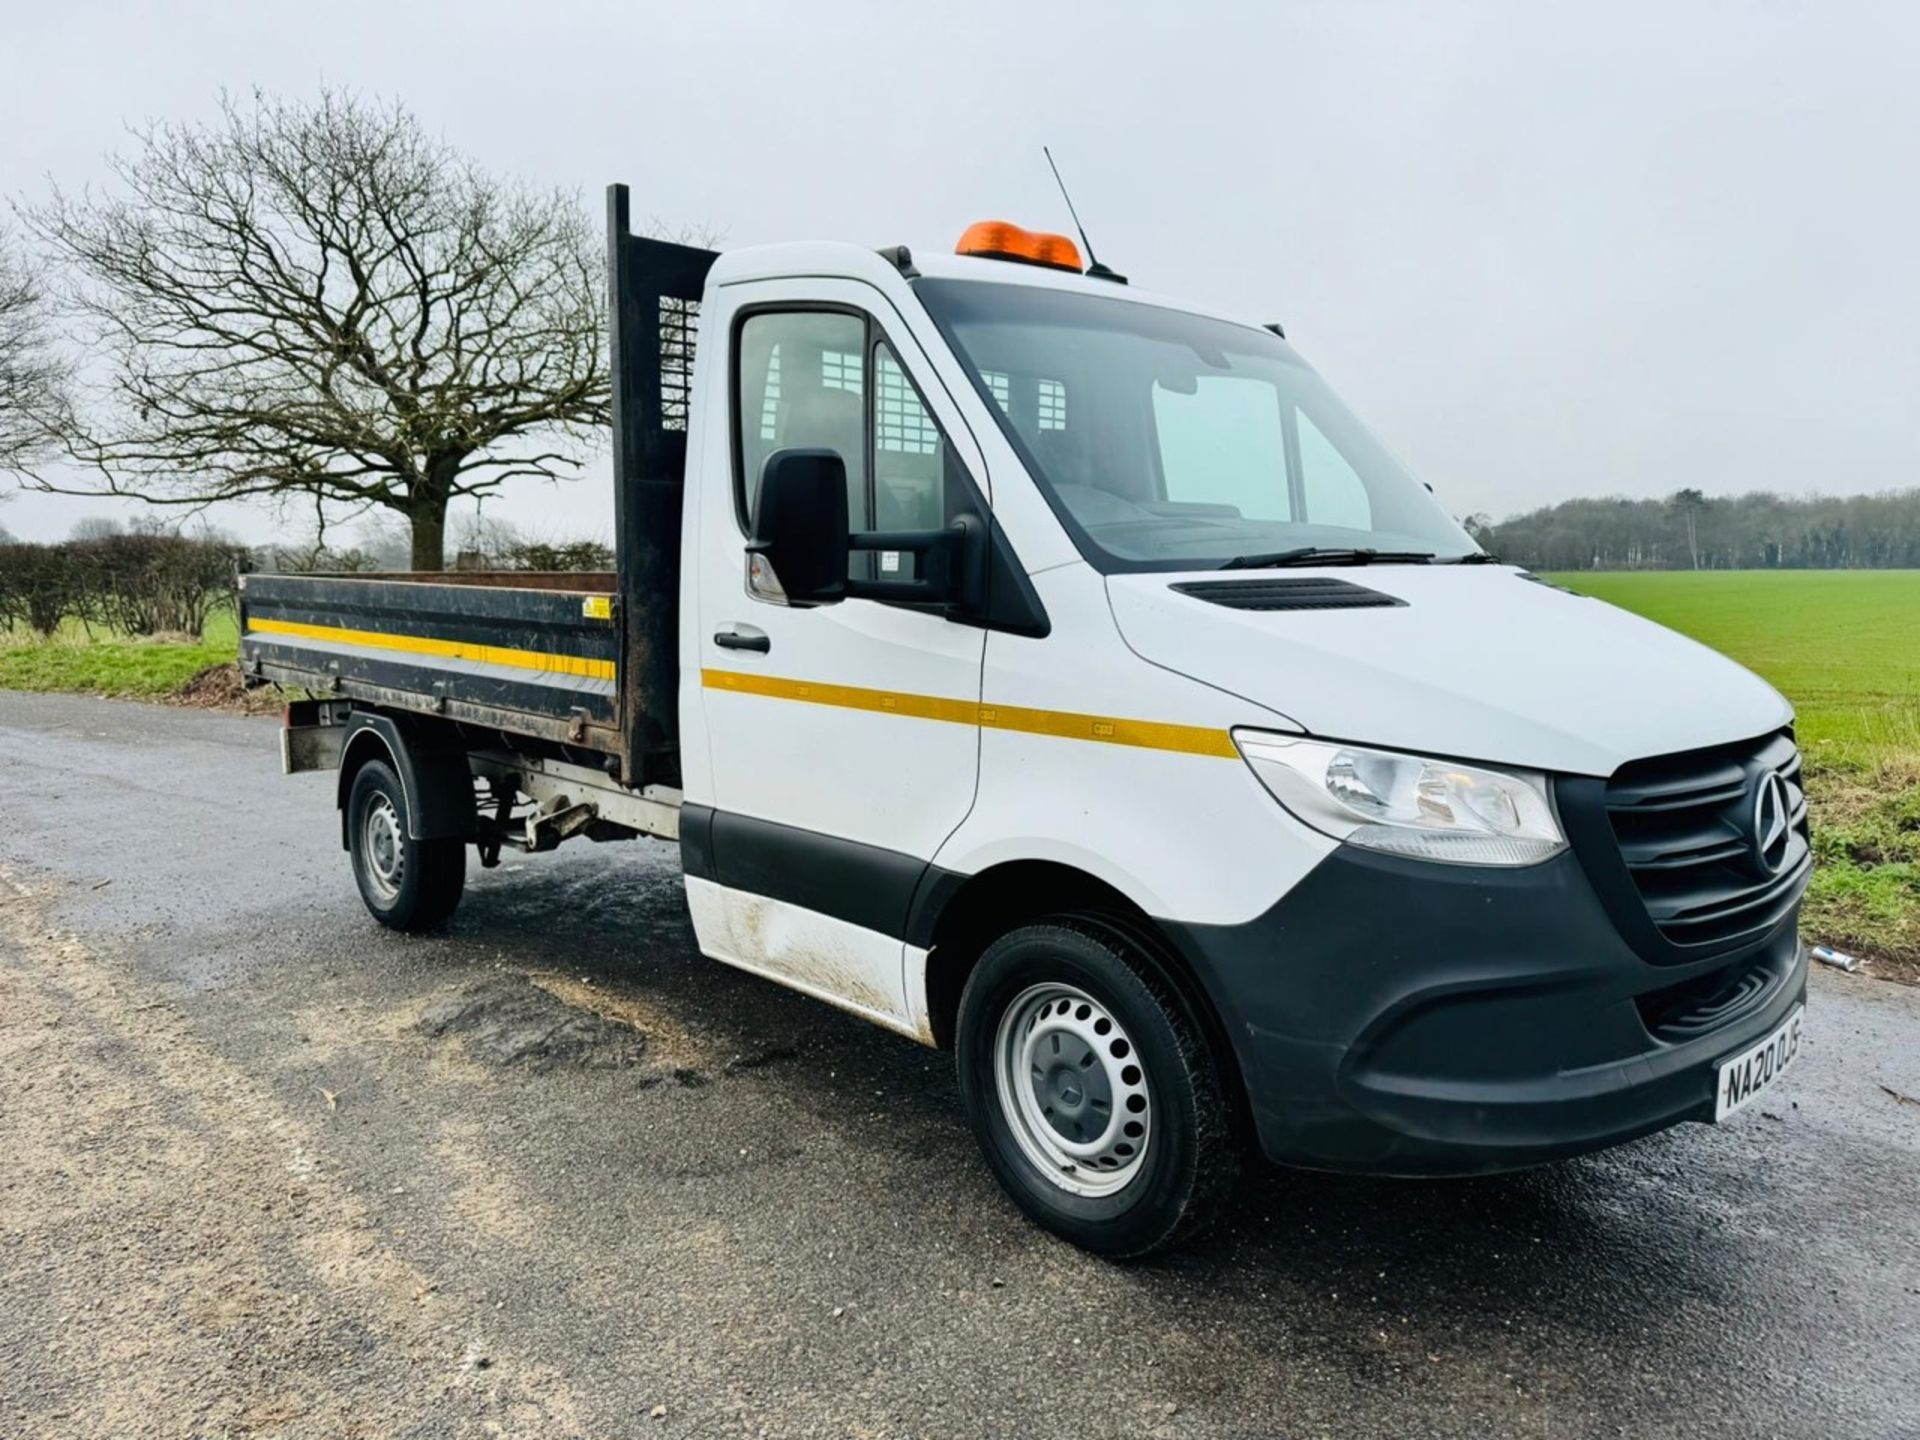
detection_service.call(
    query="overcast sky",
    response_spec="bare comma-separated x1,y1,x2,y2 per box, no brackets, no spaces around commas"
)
3,0,1915,545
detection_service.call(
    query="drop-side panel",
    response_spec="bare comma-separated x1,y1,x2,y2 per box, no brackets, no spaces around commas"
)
238,573,626,751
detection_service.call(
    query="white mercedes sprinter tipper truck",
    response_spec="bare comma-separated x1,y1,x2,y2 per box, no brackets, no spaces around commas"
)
248,188,1810,1256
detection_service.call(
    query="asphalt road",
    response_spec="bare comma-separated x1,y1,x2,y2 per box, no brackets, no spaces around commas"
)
2,691,1917,1440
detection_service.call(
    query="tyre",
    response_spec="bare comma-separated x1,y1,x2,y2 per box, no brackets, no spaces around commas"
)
955,918,1238,1258
347,759,466,931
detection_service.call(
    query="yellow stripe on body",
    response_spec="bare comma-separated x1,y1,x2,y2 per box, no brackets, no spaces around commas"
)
247,617,617,682
702,668,1237,758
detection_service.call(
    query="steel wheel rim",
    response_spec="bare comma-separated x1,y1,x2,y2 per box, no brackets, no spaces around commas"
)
362,794,405,902
993,982,1152,1197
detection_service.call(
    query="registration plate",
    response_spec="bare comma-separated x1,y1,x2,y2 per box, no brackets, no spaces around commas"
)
1714,1006,1804,1121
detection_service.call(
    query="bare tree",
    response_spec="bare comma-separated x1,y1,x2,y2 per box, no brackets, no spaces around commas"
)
0,228,69,474
22,89,610,570
1669,488,1708,570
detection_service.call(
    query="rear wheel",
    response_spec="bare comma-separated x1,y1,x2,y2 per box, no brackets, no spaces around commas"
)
347,759,465,931
955,919,1238,1258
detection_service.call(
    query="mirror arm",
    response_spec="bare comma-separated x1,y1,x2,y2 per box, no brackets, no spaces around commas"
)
847,526,966,555
844,577,949,603
846,520,977,604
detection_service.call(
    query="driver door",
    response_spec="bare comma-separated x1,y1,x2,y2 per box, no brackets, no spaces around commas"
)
687,279,988,1033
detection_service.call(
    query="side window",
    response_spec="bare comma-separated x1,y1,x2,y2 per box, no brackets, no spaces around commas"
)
1151,377,1292,521
737,311,868,530
872,342,952,533
1296,408,1373,531
736,313,972,586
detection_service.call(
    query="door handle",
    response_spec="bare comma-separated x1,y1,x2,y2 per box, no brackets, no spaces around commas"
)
713,624,770,654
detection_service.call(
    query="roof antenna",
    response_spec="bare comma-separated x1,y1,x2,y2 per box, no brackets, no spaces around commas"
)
1043,146,1127,284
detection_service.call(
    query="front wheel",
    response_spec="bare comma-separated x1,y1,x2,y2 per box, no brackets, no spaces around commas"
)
955,919,1238,1258
347,759,466,931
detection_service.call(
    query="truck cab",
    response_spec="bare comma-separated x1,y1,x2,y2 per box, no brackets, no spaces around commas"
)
248,190,1810,1256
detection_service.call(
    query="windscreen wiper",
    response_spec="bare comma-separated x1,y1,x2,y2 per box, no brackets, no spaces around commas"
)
1217,546,1436,570
1440,551,1502,564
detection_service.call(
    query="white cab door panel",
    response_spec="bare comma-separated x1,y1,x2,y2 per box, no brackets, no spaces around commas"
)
690,277,989,1025
702,593,983,857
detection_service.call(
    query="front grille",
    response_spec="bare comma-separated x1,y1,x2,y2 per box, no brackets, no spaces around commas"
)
1604,730,1811,954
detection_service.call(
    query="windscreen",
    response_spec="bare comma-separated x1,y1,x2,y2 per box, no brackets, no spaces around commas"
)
914,280,1481,571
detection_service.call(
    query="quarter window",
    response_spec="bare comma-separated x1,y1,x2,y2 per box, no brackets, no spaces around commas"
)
876,347,940,457
872,342,949,533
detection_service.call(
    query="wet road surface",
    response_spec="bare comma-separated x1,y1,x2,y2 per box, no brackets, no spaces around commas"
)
1,692,1916,1439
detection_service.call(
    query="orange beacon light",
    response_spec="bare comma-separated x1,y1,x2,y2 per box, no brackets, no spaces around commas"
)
954,221,1084,273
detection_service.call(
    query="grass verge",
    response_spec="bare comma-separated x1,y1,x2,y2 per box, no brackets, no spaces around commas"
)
0,613,240,699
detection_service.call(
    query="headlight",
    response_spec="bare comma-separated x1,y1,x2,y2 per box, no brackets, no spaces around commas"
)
1233,731,1565,866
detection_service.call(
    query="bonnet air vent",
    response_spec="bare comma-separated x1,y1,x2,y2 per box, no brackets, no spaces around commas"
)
1518,571,1580,594
1170,578,1406,611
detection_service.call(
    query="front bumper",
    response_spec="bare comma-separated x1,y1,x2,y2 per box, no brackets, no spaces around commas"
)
1163,846,1808,1176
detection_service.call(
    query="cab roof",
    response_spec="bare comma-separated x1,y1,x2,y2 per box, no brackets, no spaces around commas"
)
705,240,1278,341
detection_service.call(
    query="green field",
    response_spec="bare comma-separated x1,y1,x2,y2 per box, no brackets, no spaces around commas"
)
0,611,238,697
1549,570,1920,977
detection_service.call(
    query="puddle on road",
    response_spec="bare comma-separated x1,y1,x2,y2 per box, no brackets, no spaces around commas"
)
523,970,707,1070
412,966,809,1092
415,976,650,1073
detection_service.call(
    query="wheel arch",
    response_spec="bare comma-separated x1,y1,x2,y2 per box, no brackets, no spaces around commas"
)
335,711,477,849
915,859,1254,1139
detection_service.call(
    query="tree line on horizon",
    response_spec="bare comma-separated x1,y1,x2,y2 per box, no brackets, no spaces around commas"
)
0,527,243,638
0,508,618,641
1465,487,1920,571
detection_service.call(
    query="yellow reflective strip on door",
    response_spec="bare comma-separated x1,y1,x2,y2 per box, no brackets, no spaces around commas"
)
701,668,1237,758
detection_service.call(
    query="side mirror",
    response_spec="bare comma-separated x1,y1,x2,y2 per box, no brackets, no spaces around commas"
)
748,449,850,605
